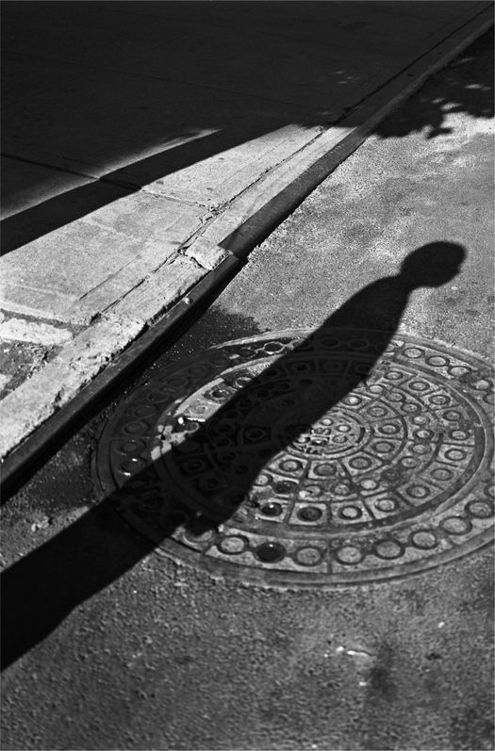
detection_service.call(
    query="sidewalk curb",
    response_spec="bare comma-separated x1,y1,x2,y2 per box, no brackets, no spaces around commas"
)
201,5,494,258
1,6,492,489
1,250,241,491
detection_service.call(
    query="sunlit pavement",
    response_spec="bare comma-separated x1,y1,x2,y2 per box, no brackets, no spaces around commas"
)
1,24,493,751
0,1,491,460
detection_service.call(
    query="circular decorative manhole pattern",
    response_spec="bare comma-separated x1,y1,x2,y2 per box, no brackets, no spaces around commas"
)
94,329,494,586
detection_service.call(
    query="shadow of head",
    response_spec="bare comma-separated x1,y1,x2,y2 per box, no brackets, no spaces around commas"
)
399,241,466,289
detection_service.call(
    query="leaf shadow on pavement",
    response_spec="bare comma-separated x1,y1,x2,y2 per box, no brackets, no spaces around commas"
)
0,241,466,670
373,30,493,140
1,0,492,253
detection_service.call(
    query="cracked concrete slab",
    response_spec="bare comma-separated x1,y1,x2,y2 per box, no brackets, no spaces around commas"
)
0,193,208,323
0,314,145,457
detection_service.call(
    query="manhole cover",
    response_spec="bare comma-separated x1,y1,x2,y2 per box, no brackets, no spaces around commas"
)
94,329,494,587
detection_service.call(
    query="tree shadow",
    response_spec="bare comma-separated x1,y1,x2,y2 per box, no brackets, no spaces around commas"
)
0,241,466,670
1,1,492,253
373,30,493,140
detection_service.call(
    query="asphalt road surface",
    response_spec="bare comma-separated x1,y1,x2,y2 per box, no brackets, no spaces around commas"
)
1,33,493,751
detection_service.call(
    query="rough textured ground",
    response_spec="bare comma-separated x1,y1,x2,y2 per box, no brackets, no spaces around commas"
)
1,32,493,751
1,1,492,460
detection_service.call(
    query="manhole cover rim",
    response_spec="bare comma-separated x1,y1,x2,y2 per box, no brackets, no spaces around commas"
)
93,328,494,587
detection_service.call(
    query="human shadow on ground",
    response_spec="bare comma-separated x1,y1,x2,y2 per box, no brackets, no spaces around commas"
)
1,0,492,253
0,242,466,670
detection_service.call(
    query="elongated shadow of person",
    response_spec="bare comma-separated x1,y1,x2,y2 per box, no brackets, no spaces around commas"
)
1,242,465,670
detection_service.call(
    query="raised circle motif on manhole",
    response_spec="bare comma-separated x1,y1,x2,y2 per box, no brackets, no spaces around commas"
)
94,329,494,587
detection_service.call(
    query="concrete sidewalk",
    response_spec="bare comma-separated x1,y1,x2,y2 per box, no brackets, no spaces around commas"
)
0,1,493,461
